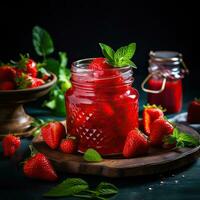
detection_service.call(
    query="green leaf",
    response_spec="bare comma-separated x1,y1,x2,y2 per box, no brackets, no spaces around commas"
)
44,178,89,197
43,99,56,109
83,148,103,162
32,26,54,56
45,58,60,75
116,57,136,68
114,43,136,62
96,182,118,197
99,43,115,61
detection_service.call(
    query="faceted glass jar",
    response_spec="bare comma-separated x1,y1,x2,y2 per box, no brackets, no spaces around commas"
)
147,51,185,114
65,58,139,155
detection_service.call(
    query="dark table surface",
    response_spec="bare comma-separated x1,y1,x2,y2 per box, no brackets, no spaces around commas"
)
0,84,200,200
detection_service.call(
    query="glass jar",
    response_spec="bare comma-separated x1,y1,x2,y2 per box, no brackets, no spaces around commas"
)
142,51,188,114
65,58,139,155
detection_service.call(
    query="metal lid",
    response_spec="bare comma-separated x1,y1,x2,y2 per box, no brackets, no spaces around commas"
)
149,51,182,63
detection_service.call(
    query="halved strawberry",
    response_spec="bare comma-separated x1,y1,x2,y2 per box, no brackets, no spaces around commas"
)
123,129,149,158
143,104,165,135
150,118,174,147
41,122,66,149
88,57,112,70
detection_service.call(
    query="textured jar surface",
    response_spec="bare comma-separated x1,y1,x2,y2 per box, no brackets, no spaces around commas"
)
65,58,139,155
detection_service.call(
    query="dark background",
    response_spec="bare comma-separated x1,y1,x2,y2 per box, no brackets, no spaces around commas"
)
0,0,198,96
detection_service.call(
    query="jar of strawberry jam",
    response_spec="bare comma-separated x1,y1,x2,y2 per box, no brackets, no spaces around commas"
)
142,51,189,114
65,58,139,155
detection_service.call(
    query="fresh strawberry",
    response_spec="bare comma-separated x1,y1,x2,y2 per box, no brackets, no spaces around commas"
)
16,74,45,89
26,59,37,77
0,81,15,90
123,129,149,158
150,118,174,147
41,122,66,149
0,66,16,81
88,57,112,70
23,153,58,181
2,134,21,157
60,138,77,154
143,104,165,135
16,55,38,77
187,98,200,123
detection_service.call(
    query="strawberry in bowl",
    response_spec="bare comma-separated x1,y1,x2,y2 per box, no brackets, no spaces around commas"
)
0,55,57,137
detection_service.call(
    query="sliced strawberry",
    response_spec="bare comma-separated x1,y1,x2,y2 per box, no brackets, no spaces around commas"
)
150,118,174,147
88,57,112,70
0,66,16,82
143,104,165,135
2,134,21,157
0,81,16,90
28,77,45,88
123,129,149,158
187,98,200,123
41,122,66,149
26,59,37,77
23,153,58,181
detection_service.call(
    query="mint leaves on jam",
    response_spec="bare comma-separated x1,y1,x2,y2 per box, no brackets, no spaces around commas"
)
99,42,136,68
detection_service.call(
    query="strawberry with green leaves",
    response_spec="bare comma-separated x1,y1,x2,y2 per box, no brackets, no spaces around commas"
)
0,65,16,82
23,153,58,181
2,134,21,157
41,121,66,149
123,129,149,158
150,118,174,147
15,54,38,78
187,98,200,124
143,104,165,135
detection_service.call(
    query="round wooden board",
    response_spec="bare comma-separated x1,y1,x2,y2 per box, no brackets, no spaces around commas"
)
32,123,200,177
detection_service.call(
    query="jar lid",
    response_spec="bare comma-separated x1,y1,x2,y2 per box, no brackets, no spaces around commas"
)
149,51,182,63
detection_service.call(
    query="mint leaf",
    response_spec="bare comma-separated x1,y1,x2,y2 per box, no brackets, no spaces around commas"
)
83,148,103,162
32,26,54,56
45,58,60,75
177,132,200,147
44,178,89,197
96,182,118,197
117,57,136,68
114,43,136,62
99,43,115,61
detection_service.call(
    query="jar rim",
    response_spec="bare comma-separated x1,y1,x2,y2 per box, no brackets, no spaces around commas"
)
71,58,132,72
149,51,182,63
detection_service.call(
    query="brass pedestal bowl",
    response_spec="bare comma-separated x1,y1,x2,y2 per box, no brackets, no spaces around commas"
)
0,73,57,139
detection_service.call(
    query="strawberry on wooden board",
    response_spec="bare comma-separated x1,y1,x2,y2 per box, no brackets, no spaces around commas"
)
0,81,15,90
150,118,174,147
41,122,66,149
187,98,200,124
0,66,16,81
2,134,21,157
60,138,77,154
143,104,165,135
23,153,58,181
123,129,149,158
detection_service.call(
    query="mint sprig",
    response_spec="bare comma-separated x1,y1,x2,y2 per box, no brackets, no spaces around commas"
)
83,148,103,162
164,128,200,148
99,42,136,68
44,178,118,199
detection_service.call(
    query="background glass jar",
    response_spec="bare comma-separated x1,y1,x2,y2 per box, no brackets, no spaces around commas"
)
65,58,139,155
142,51,189,114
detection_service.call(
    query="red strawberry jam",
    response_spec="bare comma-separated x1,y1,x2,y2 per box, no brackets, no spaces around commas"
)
65,58,139,155
148,78,182,114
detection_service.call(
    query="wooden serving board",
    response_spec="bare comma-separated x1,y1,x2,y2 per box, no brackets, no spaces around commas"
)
32,123,200,177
